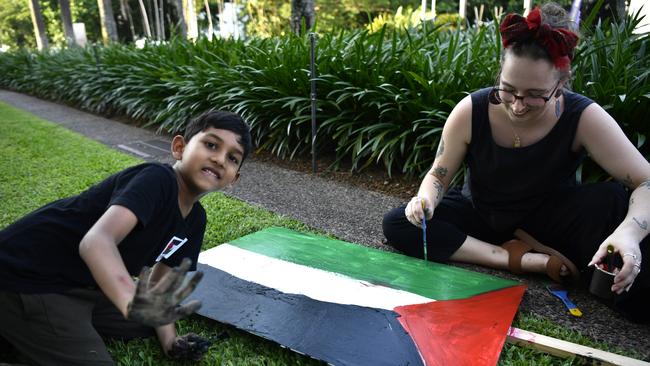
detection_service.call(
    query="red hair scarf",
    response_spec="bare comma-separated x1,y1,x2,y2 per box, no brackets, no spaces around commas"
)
499,7,579,70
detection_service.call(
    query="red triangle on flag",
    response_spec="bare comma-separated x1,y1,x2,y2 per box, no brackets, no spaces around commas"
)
395,285,526,366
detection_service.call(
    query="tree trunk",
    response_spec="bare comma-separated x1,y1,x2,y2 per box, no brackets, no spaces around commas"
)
204,0,213,40
184,0,198,39
304,0,315,31
216,0,224,34
420,0,426,20
523,0,533,16
152,0,165,39
458,0,467,19
98,0,119,43
232,0,241,39
58,0,75,46
290,0,315,35
119,0,137,40
158,0,165,39
28,0,49,50
174,0,187,38
152,0,160,39
137,0,152,38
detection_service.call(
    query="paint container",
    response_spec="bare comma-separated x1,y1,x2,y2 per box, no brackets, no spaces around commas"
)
589,266,615,300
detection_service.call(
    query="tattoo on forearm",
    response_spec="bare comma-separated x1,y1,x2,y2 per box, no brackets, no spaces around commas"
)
640,180,650,190
633,217,648,231
630,197,635,205
436,139,445,158
432,180,443,202
429,166,448,180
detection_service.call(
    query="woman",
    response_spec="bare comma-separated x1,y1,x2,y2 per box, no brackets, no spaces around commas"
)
382,3,649,322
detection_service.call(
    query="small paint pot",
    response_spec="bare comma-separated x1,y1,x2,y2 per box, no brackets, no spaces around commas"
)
589,266,615,300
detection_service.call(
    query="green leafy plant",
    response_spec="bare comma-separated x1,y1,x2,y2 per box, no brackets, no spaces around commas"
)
0,13,647,181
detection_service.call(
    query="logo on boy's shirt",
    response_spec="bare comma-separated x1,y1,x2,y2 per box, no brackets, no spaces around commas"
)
156,236,188,261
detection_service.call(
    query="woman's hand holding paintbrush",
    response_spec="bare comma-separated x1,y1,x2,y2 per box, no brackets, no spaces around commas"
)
404,196,433,262
588,234,642,294
404,196,433,228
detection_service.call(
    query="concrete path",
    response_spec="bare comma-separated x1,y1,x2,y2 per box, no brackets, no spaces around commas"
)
1,89,648,361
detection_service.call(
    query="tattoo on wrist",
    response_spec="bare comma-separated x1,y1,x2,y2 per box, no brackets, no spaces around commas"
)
633,217,648,231
435,139,445,158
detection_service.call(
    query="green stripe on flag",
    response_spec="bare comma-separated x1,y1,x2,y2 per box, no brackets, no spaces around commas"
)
229,227,518,300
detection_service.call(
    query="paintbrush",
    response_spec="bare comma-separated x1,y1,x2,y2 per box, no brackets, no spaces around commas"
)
547,284,582,317
421,200,427,262
422,216,427,261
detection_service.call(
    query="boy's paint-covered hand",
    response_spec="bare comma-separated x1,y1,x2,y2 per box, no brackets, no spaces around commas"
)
167,333,213,361
127,258,203,327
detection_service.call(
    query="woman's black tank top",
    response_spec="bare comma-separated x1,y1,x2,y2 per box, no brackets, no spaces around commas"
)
463,87,593,232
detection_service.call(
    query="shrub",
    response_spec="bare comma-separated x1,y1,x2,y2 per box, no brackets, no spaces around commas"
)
0,13,647,181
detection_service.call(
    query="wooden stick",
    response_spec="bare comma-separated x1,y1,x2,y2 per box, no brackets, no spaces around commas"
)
507,327,650,366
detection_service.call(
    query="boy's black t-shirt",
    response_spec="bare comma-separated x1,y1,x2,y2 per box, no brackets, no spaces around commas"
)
0,162,206,294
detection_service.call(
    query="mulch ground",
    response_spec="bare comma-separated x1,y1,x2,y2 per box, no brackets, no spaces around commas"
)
251,149,420,200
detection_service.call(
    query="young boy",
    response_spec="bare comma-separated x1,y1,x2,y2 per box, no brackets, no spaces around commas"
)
0,110,252,364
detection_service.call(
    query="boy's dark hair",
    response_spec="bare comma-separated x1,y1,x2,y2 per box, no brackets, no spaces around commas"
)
184,110,253,165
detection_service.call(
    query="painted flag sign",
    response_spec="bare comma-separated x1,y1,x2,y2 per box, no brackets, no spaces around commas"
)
190,227,525,366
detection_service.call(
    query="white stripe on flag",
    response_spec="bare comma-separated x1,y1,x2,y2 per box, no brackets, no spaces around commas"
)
199,244,434,310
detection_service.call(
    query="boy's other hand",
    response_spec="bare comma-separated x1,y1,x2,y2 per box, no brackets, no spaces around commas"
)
167,333,213,361
127,258,204,327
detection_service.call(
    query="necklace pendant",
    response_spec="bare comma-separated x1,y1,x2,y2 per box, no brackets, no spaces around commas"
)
513,136,521,148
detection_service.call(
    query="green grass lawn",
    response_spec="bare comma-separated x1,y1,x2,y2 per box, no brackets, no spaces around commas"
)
0,102,641,365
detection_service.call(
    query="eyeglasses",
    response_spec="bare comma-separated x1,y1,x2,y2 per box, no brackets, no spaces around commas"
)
492,81,560,107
